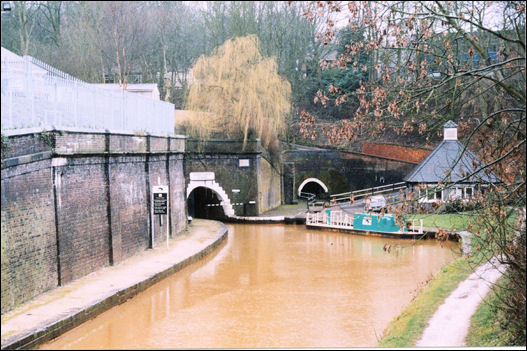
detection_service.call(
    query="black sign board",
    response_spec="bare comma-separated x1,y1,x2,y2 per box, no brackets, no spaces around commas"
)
153,192,168,215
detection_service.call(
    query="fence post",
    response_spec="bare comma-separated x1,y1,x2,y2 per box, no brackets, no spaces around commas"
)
9,84,13,129
122,89,126,131
24,56,35,128
74,81,78,127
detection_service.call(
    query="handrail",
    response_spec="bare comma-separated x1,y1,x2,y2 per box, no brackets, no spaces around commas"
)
330,182,407,203
299,191,316,202
298,191,316,210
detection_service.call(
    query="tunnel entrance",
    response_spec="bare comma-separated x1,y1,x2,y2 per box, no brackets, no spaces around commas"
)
187,186,226,219
297,178,329,199
301,181,327,197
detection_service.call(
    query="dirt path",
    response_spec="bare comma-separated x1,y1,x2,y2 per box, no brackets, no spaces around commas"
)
416,256,507,347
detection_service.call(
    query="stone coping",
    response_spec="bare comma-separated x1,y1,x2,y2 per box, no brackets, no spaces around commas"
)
0,220,227,350
1,126,186,139
1,150,184,169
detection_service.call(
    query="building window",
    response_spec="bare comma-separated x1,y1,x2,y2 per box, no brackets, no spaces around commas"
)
419,187,427,199
419,185,442,202
129,73,142,84
449,186,474,201
427,188,435,200
104,73,114,84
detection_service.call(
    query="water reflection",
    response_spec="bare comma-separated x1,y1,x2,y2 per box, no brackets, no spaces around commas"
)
39,223,459,349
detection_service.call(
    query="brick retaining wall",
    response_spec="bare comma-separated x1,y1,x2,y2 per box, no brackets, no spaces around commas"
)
361,142,431,163
283,149,418,198
1,129,187,314
1,159,58,314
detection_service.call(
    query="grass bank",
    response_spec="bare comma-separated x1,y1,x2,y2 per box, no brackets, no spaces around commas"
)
379,211,520,347
465,276,506,346
408,212,473,231
465,273,522,346
377,255,477,347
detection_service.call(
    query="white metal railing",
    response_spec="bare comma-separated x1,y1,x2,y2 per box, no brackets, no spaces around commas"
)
1,55,174,135
306,210,423,234
331,182,407,203
306,210,354,229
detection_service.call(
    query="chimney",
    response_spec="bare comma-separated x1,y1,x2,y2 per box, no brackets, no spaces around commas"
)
443,120,458,140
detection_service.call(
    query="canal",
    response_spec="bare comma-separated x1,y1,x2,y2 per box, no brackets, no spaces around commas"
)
39,223,459,349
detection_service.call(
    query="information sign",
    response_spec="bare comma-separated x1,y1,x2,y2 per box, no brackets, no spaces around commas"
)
153,192,168,215
151,185,169,248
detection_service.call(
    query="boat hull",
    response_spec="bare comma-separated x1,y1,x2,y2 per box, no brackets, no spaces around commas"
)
306,222,433,239
305,210,425,238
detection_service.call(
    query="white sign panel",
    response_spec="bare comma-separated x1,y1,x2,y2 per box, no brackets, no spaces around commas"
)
362,217,372,226
189,172,215,181
239,159,250,167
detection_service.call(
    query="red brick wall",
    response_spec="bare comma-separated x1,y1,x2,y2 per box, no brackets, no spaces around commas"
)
361,142,431,163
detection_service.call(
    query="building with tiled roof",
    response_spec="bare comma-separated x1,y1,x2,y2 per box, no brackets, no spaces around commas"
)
404,120,501,203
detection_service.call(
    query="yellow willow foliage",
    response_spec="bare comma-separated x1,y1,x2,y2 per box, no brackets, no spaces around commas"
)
184,35,291,148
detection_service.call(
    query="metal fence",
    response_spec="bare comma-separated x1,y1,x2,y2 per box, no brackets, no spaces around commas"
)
1,55,174,135
331,182,408,203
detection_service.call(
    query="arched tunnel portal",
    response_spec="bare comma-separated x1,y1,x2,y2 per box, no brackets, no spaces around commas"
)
297,177,329,199
187,186,227,220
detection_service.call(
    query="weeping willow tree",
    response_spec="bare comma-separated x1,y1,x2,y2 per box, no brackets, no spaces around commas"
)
184,35,291,149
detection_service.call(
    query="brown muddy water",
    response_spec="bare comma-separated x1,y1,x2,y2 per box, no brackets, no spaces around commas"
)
39,223,460,349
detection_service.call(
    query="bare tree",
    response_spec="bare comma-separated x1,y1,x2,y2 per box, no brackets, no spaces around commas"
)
303,1,525,345
4,1,40,56
36,1,64,48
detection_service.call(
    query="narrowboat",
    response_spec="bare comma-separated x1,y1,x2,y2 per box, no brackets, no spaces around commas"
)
305,209,423,237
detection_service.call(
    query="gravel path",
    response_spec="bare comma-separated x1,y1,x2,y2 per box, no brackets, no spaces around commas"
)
416,256,507,347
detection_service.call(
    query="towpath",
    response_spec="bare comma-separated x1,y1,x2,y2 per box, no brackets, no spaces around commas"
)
415,256,507,347
1,219,227,350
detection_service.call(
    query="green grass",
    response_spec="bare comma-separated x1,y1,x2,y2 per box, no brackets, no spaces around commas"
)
407,213,474,231
379,210,522,347
378,256,476,347
465,275,517,347
465,284,504,346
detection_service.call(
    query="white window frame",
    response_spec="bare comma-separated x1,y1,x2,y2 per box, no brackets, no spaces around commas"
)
449,186,475,202
418,184,476,203
462,186,474,200
418,184,443,203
